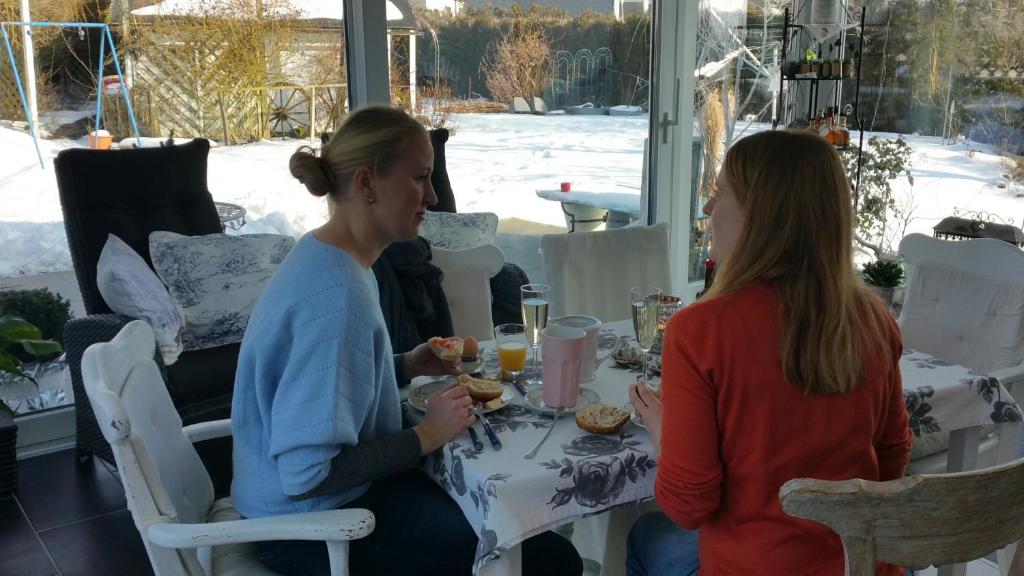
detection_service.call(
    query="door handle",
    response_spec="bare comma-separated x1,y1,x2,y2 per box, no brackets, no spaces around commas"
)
660,78,680,143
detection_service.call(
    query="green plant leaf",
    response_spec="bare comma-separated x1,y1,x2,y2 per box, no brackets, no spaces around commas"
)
0,316,42,348
17,340,63,358
0,350,35,385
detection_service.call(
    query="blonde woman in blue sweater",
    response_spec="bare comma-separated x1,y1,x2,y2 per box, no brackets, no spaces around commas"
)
232,106,582,576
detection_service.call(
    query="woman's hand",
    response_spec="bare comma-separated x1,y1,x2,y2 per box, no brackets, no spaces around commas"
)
403,342,462,380
414,382,475,454
630,380,663,452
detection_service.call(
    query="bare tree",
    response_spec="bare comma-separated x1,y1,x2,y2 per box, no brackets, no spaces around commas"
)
480,6,553,105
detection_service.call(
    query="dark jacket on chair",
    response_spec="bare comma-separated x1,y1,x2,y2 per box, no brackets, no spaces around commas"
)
372,237,454,359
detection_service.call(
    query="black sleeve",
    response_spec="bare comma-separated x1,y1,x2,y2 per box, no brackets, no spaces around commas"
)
394,353,411,388
289,428,423,501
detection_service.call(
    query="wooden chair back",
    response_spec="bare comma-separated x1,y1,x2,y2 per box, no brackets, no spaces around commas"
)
780,458,1024,575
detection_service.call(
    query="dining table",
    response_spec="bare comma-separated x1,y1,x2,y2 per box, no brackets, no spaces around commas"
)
405,319,1023,576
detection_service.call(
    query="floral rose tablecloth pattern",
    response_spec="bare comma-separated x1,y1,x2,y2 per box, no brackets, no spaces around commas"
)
416,323,1022,573
901,348,1022,437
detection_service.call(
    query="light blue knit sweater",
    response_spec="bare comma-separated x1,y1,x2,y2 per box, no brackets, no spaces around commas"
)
231,233,402,518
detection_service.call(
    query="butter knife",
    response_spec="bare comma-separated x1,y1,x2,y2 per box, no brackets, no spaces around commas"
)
473,406,502,450
466,425,484,452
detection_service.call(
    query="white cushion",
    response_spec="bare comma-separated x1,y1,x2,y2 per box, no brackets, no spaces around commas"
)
149,232,295,351
441,267,496,342
432,244,505,278
541,223,671,321
900,263,1024,373
418,212,498,250
96,234,184,365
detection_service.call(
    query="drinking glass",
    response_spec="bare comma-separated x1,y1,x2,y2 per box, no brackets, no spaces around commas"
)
495,323,528,383
631,286,662,381
521,283,551,386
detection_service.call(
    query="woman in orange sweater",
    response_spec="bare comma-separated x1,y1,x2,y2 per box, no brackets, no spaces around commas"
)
627,130,913,576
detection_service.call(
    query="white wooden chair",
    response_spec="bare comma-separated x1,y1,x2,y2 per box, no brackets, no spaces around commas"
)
540,222,671,321
780,457,1024,576
81,320,374,576
898,233,1024,474
432,244,505,342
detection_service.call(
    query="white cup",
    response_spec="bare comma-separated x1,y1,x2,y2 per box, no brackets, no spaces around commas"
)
550,315,621,382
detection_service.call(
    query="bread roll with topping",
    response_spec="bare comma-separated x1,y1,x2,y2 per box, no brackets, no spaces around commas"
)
575,404,630,434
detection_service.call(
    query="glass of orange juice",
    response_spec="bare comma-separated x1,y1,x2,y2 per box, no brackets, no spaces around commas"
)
495,323,528,383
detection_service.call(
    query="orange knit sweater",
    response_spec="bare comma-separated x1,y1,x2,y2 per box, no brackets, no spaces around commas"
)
655,283,913,576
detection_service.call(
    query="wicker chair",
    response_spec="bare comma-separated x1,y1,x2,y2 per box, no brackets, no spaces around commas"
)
57,139,235,495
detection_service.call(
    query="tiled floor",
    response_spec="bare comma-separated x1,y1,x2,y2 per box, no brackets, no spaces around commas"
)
1,450,152,576
0,449,1010,576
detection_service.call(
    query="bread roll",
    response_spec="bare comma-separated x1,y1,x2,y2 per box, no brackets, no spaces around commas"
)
575,404,630,434
428,336,463,362
457,373,504,402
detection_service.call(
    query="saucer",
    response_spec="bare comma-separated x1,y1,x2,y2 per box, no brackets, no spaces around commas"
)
524,386,600,415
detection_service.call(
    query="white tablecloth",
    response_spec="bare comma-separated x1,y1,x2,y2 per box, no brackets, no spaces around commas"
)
412,321,1022,572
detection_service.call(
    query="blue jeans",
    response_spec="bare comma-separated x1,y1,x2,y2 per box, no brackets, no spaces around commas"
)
625,511,916,576
255,469,582,576
626,511,700,576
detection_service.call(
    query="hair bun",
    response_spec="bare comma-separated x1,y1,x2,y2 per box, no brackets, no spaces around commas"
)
289,147,334,197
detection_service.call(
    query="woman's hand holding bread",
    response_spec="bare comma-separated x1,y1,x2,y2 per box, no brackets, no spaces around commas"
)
404,339,462,380
630,380,662,450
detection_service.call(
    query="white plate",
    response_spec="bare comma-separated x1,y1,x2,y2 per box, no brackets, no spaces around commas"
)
408,379,513,413
524,386,601,415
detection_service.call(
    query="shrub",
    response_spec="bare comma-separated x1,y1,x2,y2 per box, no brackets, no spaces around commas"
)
843,136,914,256
0,288,73,362
480,5,554,104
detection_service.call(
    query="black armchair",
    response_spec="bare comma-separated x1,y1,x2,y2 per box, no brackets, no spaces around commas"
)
57,139,233,494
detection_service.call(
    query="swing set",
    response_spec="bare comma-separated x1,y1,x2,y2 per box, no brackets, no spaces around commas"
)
1,20,142,168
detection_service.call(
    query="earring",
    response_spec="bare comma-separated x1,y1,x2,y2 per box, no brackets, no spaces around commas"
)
368,197,376,204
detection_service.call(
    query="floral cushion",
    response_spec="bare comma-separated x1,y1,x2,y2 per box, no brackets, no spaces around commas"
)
96,234,185,365
418,212,498,251
149,231,295,351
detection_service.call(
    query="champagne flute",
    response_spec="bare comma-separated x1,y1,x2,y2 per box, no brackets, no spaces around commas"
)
521,284,551,387
631,286,662,381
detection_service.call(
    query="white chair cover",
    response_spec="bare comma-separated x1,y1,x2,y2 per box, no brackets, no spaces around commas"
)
432,244,504,342
541,223,671,322
899,233,1024,472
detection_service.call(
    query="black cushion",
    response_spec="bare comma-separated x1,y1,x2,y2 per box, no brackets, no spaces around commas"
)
55,139,222,315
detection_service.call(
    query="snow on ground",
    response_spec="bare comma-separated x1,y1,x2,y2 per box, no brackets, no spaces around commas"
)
0,113,1021,277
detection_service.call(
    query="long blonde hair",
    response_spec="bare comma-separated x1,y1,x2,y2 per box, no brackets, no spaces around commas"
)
703,130,895,395
289,105,426,199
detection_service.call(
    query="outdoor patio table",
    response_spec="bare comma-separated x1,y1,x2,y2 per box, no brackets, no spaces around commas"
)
409,320,1023,576
535,189,640,232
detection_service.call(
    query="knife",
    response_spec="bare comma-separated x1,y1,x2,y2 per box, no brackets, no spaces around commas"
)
474,406,502,450
466,425,484,451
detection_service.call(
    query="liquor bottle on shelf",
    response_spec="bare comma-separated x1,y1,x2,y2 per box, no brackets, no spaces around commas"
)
837,116,850,147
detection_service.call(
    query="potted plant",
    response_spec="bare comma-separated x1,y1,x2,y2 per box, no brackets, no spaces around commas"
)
0,288,72,416
862,260,904,307
0,316,63,495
